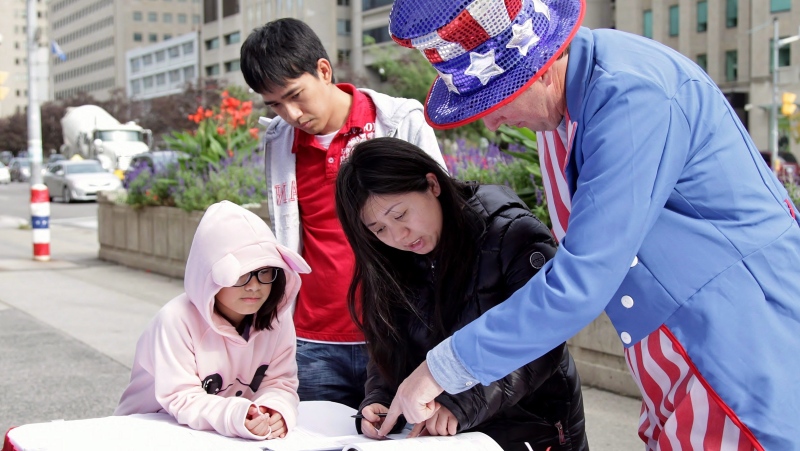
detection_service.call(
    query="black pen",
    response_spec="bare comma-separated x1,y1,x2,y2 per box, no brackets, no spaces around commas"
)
351,413,388,419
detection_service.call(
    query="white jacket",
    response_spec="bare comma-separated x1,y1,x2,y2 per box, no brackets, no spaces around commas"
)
258,88,446,253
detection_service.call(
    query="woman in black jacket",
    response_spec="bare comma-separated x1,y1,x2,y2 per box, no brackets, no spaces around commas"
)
334,137,588,451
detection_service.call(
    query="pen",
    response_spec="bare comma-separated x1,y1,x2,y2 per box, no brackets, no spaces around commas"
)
351,413,388,419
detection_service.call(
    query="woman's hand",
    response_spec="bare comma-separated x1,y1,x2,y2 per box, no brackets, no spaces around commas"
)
360,403,389,440
245,405,287,439
408,404,458,437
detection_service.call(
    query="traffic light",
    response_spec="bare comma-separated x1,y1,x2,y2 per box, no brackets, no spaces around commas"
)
0,71,9,101
781,91,797,116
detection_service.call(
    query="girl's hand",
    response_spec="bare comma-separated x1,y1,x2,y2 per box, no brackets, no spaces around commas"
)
408,404,457,437
245,405,286,439
264,408,286,439
360,403,389,440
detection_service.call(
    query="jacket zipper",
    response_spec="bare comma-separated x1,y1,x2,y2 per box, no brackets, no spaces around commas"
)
555,421,566,445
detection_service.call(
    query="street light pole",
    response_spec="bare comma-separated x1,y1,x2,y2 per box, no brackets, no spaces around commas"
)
27,0,50,262
772,17,780,176
770,18,800,177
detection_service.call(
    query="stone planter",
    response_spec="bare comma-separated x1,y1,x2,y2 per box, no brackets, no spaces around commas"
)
97,191,271,279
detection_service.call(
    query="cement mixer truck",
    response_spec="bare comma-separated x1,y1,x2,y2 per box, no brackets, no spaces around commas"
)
60,105,152,175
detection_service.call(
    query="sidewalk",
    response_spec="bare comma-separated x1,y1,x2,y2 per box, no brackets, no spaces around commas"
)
0,219,644,449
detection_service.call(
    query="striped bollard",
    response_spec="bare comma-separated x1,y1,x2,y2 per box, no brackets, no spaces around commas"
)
31,184,51,262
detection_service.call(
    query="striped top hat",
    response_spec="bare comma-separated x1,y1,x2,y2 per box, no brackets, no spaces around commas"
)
389,0,585,129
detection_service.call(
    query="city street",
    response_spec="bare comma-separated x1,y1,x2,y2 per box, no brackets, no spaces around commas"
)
0,185,644,450
0,181,97,229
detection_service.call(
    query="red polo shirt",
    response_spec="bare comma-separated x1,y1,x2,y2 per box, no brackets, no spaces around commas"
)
292,84,376,342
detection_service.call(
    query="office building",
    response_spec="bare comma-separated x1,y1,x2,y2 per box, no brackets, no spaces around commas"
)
0,0,50,117
126,32,199,100
49,0,202,101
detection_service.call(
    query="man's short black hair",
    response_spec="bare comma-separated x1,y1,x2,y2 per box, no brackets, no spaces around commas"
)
240,18,332,95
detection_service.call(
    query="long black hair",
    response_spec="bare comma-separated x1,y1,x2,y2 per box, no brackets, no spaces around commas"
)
335,137,483,386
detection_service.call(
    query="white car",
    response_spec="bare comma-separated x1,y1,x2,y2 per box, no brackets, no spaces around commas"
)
44,160,122,203
0,162,10,184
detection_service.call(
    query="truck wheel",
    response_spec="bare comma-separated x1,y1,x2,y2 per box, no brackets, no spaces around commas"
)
63,187,72,204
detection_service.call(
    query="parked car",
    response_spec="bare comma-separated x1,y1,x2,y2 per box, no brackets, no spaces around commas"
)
760,150,799,183
48,153,67,164
0,162,10,184
123,150,187,188
44,160,123,203
0,151,13,166
9,157,31,182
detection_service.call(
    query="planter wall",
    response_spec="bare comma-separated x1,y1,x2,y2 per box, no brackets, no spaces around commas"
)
97,192,271,279
96,192,638,398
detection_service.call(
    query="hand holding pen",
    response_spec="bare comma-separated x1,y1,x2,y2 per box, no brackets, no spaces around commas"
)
355,404,389,439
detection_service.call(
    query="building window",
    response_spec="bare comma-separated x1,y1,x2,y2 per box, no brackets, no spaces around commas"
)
696,53,707,72
770,39,792,72
169,69,181,82
206,64,220,76
224,31,241,45
337,0,349,4
205,37,219,50
133,32,143,42
669,5,679,37
337,19,351,36
726,0,737,28
155,50,166,62
164,34,172,40
156,73,166,86
224,60,240,72
725,50,737,82
178,13,187,23
643,10,653,38
193,14,200,24
182,42,194,54
204,0,217,23
131,80,141,95
362,0,391,10
163,13,172,23
149,33,158,42
143,76,154,88
168,46,180,58
696,1,707,33
337,49,351,64
131,57,141,73
142,54,153,65
183,66,195,80
148,12,157,22
133,11,142,21
363,26,392,44
222,0,239,17
771,0,791,13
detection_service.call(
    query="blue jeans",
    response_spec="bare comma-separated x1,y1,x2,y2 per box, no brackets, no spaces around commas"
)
295,340,369,410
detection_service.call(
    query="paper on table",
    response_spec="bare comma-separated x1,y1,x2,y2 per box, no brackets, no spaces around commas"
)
262,431,503,451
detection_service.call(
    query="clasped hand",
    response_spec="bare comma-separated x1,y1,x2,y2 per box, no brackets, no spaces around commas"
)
245,404,286,439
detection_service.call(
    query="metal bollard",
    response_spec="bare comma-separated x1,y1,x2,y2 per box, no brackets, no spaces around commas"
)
31,184,50,261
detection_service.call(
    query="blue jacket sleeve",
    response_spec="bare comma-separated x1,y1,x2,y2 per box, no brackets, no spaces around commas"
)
439,74,696,387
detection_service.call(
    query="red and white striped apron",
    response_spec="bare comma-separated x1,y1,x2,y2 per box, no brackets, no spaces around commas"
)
536,121,761,451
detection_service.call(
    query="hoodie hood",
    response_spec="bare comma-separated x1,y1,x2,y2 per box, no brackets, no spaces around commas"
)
184,201,311,335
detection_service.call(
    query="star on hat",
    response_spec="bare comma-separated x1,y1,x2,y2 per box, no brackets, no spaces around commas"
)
533,0,551,21
438,70,459,94
464,49,505,85
506,18,540,56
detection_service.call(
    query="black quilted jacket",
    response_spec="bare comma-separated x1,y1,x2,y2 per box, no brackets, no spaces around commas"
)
359,184,588,451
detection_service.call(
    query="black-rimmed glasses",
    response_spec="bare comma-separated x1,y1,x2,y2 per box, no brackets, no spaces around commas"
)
232,267,280,287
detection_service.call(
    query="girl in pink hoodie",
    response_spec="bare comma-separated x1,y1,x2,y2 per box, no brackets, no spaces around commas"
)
115,200,311,440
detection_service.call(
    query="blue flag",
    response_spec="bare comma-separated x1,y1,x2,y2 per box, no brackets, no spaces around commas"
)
51,40,67,61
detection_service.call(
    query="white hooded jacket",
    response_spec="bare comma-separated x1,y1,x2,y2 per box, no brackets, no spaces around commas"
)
115,201,311,440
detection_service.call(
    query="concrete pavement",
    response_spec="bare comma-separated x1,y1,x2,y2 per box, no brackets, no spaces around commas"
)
0,214,644,450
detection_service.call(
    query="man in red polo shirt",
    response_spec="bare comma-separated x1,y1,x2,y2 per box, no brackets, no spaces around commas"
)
240,18,446,409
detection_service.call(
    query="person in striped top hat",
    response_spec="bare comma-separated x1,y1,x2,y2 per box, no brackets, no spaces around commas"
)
376,0,800,449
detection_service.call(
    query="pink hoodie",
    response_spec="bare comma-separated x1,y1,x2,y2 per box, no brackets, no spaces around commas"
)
115,201,311,440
